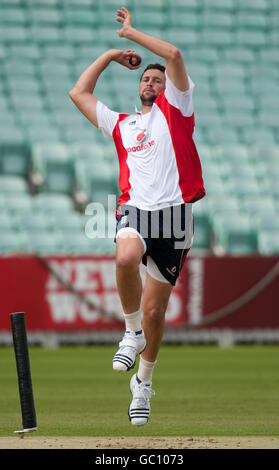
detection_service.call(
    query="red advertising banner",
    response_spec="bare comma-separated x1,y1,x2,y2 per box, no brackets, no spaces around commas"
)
0,255,278,332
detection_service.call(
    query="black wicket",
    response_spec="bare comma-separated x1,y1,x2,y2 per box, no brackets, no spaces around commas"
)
10,312,37,432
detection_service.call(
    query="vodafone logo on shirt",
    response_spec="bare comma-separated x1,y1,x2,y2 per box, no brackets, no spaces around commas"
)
126,140,155,153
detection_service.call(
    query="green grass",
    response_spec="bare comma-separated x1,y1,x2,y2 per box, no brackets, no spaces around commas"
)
1,345,279,437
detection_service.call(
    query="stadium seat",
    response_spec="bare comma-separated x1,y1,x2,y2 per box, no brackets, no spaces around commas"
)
30,142,76,194
33,193,75,213
0,145,30,178
0,231,30,254
0,175,29,194
18,213,55,233
27,230,64,254
242,128,275,145
258,231,279,254
213,213,258,254
3,193,34,214
0,0,278,257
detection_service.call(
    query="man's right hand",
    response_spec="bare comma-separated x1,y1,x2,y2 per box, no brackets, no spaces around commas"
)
111,49,141,70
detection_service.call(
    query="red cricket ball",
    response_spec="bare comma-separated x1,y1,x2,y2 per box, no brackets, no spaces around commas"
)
129,54,142,67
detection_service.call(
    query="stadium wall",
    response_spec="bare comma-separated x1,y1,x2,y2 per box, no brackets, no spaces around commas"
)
0,254,278,346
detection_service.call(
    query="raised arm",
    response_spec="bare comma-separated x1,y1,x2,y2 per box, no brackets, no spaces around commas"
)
116,7,189,92
69,48,141,128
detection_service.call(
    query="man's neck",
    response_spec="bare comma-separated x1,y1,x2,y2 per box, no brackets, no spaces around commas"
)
141,105,152,115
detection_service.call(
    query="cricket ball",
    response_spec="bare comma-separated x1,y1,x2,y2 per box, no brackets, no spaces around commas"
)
129,54,142,67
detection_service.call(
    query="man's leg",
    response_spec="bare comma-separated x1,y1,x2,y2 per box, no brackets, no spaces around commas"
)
141,272,173,363
113,232,146,372
115,232,145,314
128,272,173,425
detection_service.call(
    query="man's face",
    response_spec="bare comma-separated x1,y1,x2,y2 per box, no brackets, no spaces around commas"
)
139,69,166,106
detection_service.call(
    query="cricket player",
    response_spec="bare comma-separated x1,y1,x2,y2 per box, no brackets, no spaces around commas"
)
69,7,205,426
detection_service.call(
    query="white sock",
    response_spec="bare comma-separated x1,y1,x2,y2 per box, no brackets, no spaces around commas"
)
123,310,142,332
137,356,157,383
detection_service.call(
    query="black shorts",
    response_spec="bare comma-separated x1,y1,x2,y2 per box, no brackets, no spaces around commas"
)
115,204,193,285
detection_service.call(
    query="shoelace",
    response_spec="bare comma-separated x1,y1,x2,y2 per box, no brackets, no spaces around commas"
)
133,381,155,403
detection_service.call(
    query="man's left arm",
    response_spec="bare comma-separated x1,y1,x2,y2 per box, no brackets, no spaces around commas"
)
116,7,189,92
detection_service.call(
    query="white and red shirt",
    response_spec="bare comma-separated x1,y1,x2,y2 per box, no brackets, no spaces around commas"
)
96,72,205,210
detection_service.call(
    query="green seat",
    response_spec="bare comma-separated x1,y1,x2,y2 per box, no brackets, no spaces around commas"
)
31,26,63,43
65,25,99,44
254,213,279,232
33,193,74,213
202,11,233,28
0,125,27,145
258,231,279,254
242,128,275,145
206,126,240,145
18,213,55,232
243,197,276,216
25,126,62,144
0,142,30,177
236,30,266,48
229,179,262,198
216,144,250,163
250,145,279,163
39,59,71,77
59,232,97,254
43,44,76,60
223,47,256,64
9,44,41,60
191,213,212,251
4,59,36,77
213,213,258,254
0,26,29,43
260,48,279,63
215,80,247,96
203,0,234,10
186,46,220,63
224,110,255,128
202,29,233,46
63,7,99,26
3,193,34,214
27,230,64,254
10,93,45,111
207,196,240,215
194,95,218,112
0,175,29,194
166,29,198,47
257,110,279,130
30,8,62,25
0,213,18,232
30,142,75,194
54,212,86,233
0,8,27,25
259,94,279,111
237,0,270,11
0,231,30,254
169,11,200,28
221,95,255,113
237,12,268,30
8,77,41,93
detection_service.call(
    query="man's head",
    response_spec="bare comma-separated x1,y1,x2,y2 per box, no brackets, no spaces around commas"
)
139,63,166,107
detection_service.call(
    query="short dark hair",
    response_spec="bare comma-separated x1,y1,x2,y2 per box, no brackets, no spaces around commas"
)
140,63,166,81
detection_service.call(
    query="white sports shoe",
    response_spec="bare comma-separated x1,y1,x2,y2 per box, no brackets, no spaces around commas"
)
128,373,155,426
113,330,146,372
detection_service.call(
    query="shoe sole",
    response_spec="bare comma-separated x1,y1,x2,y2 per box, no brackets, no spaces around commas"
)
113,343,146,372
128,376,149,425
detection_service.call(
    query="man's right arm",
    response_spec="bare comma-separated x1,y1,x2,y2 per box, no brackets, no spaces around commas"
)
69,48,141,128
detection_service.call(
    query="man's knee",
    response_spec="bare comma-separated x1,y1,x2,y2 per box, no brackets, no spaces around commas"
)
116,251,141,271
144,304,166,323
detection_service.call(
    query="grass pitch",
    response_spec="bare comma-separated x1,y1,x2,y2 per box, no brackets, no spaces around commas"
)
1,345,279,437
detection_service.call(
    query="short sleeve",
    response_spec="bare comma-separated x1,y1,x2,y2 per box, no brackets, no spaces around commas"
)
96,100,119,141
164,71,195,117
